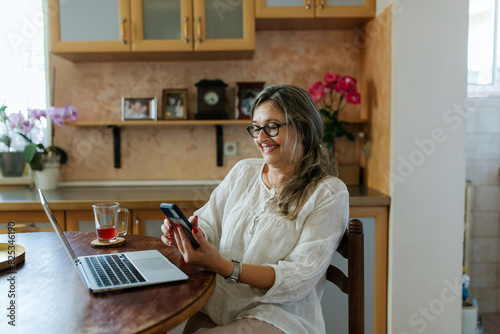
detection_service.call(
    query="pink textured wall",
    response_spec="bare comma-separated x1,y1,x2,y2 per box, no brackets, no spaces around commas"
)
51,30,363,181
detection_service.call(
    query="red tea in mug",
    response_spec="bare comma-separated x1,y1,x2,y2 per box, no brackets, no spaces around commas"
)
97,226,117,240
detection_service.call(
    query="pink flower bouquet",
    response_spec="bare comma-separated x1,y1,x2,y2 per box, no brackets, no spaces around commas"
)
308,73,361,154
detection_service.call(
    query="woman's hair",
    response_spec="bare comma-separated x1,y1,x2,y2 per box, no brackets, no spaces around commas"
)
250,84,336,220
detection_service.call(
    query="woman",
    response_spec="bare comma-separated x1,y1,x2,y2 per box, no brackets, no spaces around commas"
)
161,85,349,334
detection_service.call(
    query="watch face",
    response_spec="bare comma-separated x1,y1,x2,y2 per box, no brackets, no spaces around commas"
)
203,91,219,106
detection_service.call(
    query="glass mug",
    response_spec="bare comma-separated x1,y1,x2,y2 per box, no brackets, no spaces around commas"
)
92,202,129,243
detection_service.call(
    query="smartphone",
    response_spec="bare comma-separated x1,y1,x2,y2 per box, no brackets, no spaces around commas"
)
160,203,199,249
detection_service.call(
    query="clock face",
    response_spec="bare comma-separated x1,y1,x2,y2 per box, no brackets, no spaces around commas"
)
203,91,219,106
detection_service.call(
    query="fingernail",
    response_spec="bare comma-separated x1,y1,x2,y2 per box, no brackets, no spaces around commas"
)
167,224,172,231
168,241,173,246
195,215,198,219
174,222,180,228
167,233,173,238
193,226,199,234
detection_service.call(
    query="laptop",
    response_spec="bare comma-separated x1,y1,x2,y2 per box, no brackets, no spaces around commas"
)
39,189,188,293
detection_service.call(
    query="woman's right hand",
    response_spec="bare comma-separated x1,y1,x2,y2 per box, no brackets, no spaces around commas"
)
161,216,233,277
160,215,198,249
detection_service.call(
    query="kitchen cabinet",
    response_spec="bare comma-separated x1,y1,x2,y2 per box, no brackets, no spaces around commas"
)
49,0,255,56
255,0,375,18
66,210,96,232
131,0,255,52
0,211,64,233
49,0,131,53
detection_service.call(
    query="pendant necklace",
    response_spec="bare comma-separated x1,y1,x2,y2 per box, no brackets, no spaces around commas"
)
268,174,277,189
267,173,277,189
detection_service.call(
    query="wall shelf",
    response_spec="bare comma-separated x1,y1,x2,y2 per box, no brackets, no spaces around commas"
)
69,120,250,168
71,120,250,126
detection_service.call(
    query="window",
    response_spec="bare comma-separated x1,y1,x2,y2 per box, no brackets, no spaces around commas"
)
0,0,47,151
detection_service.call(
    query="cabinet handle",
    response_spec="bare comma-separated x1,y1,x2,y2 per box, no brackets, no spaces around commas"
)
306,1,311,10
135,216,141,235
319,0,325,10
183,16,189,43
197,17,202,43
121,18,127,44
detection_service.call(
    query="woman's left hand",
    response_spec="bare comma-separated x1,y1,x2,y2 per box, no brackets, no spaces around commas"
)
172,216,231,276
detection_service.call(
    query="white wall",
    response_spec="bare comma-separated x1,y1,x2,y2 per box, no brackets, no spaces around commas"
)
388,0,469,333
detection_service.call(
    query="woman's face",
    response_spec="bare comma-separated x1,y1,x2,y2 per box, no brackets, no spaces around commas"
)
252,101,299,169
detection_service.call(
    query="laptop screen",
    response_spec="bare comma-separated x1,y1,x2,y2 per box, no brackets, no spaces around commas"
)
39,189,78,262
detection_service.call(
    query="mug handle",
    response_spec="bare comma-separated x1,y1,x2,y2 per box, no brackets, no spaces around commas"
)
117,207,129,237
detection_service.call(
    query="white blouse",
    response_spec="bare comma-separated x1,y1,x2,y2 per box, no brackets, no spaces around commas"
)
195,158,349,334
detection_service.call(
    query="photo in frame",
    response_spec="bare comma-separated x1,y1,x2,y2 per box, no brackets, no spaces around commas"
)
161,89,188,120
122,97,157,121
235,82,265,119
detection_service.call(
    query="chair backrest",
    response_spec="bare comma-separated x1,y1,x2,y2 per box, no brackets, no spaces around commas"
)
326,219,364,334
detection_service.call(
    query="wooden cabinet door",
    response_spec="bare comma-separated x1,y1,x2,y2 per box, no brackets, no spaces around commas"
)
255,0,315,18
193,0,255,51
49,0,131,53
131,0,194,52
255,0,374,18
314,0,375,18
66,210,95,232
0,211,65,233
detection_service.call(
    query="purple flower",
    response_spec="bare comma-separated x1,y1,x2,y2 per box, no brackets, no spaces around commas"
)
28,108,46,120
46,106,65,126
63,105,78,122
8,112,25,130
19,120,34,136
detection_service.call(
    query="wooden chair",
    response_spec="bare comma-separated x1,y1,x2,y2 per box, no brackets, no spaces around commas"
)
326,219,365,334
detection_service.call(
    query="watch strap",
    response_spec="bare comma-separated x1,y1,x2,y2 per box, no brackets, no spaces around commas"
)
225,259,241,284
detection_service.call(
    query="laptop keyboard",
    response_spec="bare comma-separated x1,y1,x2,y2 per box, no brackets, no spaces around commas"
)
85,254,146,287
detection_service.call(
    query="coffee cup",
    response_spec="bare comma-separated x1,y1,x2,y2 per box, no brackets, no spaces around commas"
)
92,202,129,243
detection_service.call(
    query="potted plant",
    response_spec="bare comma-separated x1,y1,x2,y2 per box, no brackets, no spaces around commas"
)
308,73,362,161
0,104,27,177
11,105,77,189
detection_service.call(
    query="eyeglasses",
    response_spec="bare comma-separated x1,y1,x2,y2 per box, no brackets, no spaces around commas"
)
246,122,291,138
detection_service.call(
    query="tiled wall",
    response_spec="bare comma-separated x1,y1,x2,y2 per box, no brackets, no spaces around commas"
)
467,96,500,312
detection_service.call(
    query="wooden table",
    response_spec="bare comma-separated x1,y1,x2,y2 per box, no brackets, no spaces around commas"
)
0,232,216,333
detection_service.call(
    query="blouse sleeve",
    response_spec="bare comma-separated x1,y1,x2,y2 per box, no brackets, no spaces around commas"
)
193,160,247,249
255,181,349,304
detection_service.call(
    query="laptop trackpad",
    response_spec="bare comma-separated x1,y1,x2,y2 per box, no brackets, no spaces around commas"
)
134,257,174,272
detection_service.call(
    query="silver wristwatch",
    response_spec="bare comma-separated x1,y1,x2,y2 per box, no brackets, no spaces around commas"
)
225,259,241,284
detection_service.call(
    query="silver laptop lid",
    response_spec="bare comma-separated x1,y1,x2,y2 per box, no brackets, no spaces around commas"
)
39,189,78,262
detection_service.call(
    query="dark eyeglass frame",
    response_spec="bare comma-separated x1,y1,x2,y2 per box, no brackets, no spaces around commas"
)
246,122,291,138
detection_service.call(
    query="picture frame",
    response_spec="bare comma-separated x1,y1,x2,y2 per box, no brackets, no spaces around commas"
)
161,89,188,120
122,97,157,121
235,82,265,119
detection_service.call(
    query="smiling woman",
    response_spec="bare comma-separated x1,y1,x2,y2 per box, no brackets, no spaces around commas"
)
0,0,48,153
161,85,349,334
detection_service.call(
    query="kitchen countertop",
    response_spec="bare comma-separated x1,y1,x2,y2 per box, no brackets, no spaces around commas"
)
0,185,390,211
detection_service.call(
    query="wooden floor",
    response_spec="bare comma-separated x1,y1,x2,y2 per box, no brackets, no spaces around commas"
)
483,313,500,333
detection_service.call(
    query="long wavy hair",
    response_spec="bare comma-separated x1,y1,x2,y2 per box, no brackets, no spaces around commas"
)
251,85,336,220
